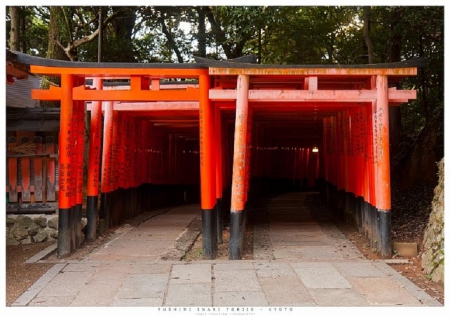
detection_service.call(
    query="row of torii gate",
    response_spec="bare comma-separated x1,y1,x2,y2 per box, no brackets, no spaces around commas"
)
14,52,421,259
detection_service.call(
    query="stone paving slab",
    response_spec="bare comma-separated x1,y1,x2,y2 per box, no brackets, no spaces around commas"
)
35,271,94,297
113,297,163,306
214,269,261,292
273,246,344,260
348,277,422,306
253,262,297,278
213,291,269,307
130,263,173,274
116,273,169,299
62,262,102,272
214,261,255,271
165,283,212,306
28,295,75,306
170,263,211,283
308,288,369,306
259,276,315,306
332,261,386,278
294,266,352,289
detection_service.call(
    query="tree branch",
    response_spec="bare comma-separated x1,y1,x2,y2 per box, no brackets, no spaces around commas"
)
159,13,184,63
204,6,233,59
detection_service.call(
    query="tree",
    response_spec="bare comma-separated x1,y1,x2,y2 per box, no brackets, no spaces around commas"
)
362,6,374,63
8,6,20,51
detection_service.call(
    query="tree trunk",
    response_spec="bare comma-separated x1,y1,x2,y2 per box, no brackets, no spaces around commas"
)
111,7,136,62
21,8,27,53
363,6,374,64
160,13,184,63
9,6,20,51
257,28,262,64
389,7,402,152
419,36,429,122
197,7,206,57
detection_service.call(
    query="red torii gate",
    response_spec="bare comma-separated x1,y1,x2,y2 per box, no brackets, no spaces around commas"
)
14,52,420,259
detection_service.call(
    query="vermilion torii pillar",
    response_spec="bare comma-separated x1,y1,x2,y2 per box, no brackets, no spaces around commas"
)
214,106,224,244
230,74,249,260
86,79,102,242
375,75,392,258
199,73,217,259
100,101,114,234
57,73,74,258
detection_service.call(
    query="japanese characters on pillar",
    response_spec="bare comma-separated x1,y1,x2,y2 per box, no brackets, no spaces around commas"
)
375,75,391,211
215,106,223,199
244,106,253,203
70,96,79,208
76,99,85,206
231,75,249,211
59,74,74,209
199,73,216,210
101,102,113,194
111,110,119,191
87,78,102,197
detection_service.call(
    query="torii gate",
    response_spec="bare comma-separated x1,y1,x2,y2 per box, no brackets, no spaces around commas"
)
14,52,421,259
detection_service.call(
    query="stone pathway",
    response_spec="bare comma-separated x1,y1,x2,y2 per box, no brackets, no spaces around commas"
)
12,193,442,307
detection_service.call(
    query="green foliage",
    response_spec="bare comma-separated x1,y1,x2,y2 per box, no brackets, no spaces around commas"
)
7,5,444,140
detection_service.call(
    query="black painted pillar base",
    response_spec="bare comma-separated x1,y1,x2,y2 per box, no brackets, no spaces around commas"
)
57,209,71,258
216,198,223,244
377,209,392,258
202,209,217,259
99,192,110,235
355,197,363,232
229,210,244,260
75,204,82,248
70,205,76,251
86,196,97,242
371,205,379,249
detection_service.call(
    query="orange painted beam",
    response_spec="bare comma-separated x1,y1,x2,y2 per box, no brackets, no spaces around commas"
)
209,89,416,103
209,67,417,76
86,102,200,112
72,86,200,102
31,85,61,100
30,65,208,77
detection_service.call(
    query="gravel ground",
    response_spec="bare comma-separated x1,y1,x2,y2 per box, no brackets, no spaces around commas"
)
6,242,55,306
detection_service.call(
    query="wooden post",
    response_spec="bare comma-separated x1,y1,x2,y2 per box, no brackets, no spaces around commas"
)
86,78,102,242
75,98,85,248
214,105,224,244
69,94,79,252
57,73,74,258
100,101,113,234
199,73,217,259
375,75,392,258
230,74,249,260
34,137,44,202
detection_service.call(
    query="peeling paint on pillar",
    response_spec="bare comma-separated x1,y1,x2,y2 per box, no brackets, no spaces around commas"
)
230,74,249,260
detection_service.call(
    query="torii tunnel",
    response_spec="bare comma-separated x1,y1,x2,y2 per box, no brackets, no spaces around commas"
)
14,53,420,259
